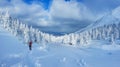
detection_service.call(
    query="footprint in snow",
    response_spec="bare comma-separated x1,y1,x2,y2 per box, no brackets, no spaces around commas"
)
107,52,112,55
76,59,87,67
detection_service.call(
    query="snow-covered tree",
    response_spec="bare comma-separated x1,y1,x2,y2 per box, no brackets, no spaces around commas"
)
23,24,30,43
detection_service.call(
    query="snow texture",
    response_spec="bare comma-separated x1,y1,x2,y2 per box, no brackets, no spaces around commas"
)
0,7,120,67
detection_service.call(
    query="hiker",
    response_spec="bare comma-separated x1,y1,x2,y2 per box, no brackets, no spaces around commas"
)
69,42,73,45
28,41,32,50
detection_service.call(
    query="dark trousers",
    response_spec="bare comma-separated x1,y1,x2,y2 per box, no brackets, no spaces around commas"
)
29,45,32,50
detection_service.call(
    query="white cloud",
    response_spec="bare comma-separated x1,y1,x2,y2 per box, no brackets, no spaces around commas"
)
0,0,51,26
50,0,94,21
44,0,95,33
50,0,82,20
0,0,96,33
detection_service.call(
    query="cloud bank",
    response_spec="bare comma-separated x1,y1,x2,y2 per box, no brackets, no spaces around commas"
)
0,0,120,34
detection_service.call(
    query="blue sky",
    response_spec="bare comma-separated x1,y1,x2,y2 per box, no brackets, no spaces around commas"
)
23,0,52,10
0,0,120,35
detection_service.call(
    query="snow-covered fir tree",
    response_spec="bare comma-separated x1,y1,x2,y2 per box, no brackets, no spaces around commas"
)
1,9,120,47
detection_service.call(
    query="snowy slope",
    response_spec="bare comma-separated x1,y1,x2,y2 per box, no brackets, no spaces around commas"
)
1,9,120,47
76,6,120,33
67,6,120,46
1,7,120,67
1,25,120,67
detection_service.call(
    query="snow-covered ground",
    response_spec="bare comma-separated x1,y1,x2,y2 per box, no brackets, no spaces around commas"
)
0,25,120,67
